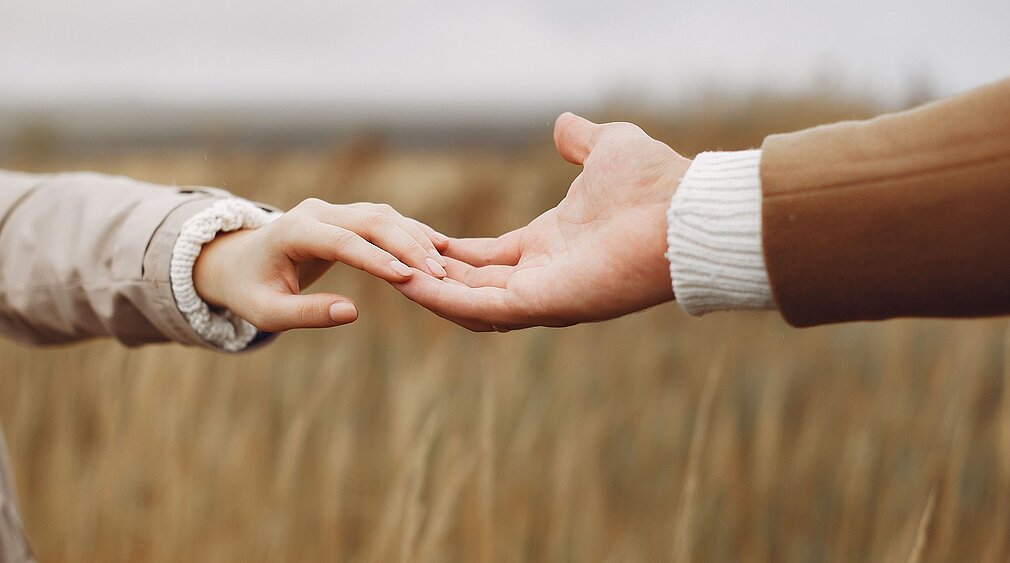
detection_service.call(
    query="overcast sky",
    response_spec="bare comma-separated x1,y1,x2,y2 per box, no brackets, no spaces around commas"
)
1,0,1008,111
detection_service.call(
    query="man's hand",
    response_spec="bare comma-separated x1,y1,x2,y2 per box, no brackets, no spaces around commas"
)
193,199,449,333
395,113,691,331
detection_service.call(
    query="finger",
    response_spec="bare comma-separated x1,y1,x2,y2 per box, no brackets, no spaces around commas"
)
249,292,358,332
312,206,446,278
554,112,602,165
442,228,524,267
286,222,415,283
421,307,494,332
443,257,512,288
397,274,498,331
349,203,448,266
392,213,448,266
394,270,518,327
406,218,451,252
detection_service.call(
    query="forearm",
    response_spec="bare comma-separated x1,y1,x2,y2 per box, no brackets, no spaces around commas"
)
0,169,271,349
665,79,1010,326
761,78,1010,326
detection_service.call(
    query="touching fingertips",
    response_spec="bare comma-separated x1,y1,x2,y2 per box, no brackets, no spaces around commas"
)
427,248,448,267
430,231,450,247
389,260,413,277
425,257,447,278
329,301,358,322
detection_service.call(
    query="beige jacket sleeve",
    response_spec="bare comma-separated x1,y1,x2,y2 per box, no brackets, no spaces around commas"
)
760,78,1010,327
0,169,266,348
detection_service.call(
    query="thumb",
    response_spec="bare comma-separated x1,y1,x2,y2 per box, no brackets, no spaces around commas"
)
553,112,601,165
249,292,359,332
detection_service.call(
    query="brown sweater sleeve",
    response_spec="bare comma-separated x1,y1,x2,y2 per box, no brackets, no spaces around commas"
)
760,78,1010,327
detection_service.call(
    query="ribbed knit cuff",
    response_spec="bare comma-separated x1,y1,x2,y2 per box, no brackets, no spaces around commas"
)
665,149,775,316
170,198,279,352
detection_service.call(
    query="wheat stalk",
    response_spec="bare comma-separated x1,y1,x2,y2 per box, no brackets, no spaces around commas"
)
672,359,722,563
907,487,937,563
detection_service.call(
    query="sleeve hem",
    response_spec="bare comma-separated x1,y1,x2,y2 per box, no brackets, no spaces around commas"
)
169,198,279,352
142,197,226,348
666,149,775,316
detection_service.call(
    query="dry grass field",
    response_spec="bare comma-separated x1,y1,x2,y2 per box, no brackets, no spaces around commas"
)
2,93,1009,562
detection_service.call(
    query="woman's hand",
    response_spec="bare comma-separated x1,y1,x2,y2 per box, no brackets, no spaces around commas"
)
193,198,449,332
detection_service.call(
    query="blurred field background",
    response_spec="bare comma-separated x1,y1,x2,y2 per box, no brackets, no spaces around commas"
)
2,90,1010,563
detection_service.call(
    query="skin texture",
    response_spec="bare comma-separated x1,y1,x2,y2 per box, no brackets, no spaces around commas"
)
394,113,692,331
193,199,449,333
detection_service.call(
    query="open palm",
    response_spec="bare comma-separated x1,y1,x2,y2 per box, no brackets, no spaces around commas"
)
395,113,691,331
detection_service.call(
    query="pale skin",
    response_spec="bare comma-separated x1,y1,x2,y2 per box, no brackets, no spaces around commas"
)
193,113,689,334
193,199,450,333
395,113,692,331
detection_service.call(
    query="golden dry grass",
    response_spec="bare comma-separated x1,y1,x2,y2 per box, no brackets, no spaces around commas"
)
2,94,1009,562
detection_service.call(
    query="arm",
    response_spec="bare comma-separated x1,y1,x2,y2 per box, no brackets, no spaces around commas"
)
760,78,1010,326
0,170,447,349
0,170,242,347
396,77,1010,330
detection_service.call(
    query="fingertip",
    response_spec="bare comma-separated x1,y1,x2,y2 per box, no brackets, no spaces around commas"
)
553,112,570,138
556,111,576,123
329,300,358,324
554,112,596,165
432,236,450,252
389,260,413,279
426,227,450,246
554,111,583,135
406,217,451,249
427,247,448,267
425,257,447,278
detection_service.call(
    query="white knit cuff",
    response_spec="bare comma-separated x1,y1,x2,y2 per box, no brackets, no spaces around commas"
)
665,149,775,316
170,198,278,352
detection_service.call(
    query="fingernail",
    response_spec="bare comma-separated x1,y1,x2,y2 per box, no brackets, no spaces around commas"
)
389,260,413,277
428,248,448,266
425,257,447,278
329,301,357,321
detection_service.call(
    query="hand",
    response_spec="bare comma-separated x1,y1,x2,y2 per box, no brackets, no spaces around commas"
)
193,199,449,332
395,113,691,331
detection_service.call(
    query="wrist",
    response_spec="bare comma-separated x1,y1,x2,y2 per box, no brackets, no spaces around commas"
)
171,197,276,352
654,157,691,300
192,229,250,310
665,149,774,315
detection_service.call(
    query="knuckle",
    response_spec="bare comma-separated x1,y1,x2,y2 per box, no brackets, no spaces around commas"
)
296,198,326,213
409,241,427,255
368,213,395,230
373,248,396,267
278,222,311,252
357,202,395,215
298,302,323,326
329,229,359,251
277,209,299,225
616,122,645,136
